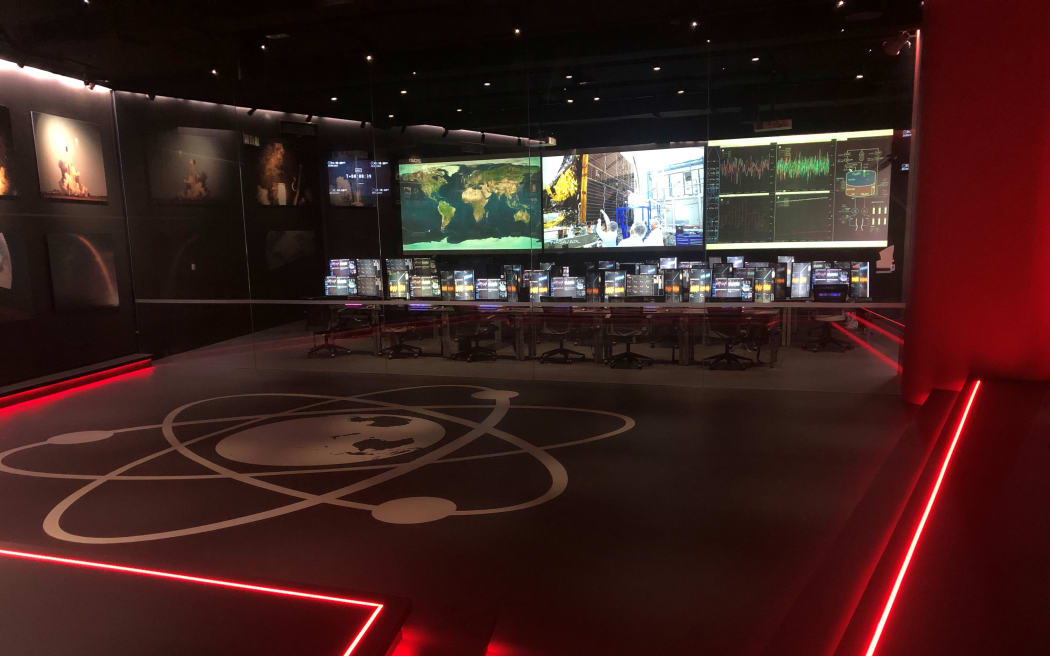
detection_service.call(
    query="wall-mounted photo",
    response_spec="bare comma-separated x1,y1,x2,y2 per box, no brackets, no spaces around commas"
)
148,127,239,203
0,105,17,197
46,232,120,310
0,231,32,322
249,139,315,207
31,112,109,202
265,230,317,270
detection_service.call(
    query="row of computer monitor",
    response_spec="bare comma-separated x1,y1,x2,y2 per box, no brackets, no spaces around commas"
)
324,257,870,303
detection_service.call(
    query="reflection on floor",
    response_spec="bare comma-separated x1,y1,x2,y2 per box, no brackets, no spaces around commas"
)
164,315,903,396
0,350,915,655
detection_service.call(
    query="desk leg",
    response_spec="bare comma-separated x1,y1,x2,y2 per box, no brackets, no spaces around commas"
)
527,318,537,358
441,314,451,357
678,317,690,365
593,318,603,365
514,315,525,360
372,308,382,355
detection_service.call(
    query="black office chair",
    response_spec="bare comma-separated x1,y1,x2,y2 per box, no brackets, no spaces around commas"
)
538,306,586,364
700,307,754,370
450,307,499,362
306,306,352,358
804,313,854,352
606,307,654,369
378,308,424,359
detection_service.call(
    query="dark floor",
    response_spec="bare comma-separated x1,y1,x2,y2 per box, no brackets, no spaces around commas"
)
0,358,915,655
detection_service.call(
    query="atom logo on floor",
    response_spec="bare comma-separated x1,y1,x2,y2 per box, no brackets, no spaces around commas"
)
0,385,634,543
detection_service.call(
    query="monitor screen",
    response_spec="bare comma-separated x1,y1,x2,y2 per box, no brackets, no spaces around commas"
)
388,270,409,299
412,257,437,276
475,278,507,300
712,277,743,299
812,267,849,286
745,261,770,268
777,255,795,263
355,258,380,278
604,271,626,298
790,262,812,298
850,261,870,298
410,275,441,299
355,276,381,297
386,258,412,271
453,270,475,301
659,257,678,270
680,260,704,269
325,276,355,296
327,151,390,207
712,262,733,278
399,156,541,251
727,256,745,269
525,270,550,300
542,146,705,249
754,267,774,302
688,269,712,302
705,129,893,250
330,259,355,277
625,273,663,297
550,276,586,299
597,260,616,270
636,264,659,275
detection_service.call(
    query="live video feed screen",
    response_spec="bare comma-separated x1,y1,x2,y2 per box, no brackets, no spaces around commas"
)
399,156,541,251
410,275,441,299
476,278,508,300
542,146,705,249
550,276,586,299
625,273,663,297
327,151,390,207
704,129,895,250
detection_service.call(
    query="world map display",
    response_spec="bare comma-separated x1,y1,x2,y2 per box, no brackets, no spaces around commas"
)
399,156,541,251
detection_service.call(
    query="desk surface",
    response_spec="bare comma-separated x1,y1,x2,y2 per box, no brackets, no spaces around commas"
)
138,298,906,310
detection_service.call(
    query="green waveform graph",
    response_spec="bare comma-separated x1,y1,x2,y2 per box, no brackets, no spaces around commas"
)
776,151,831,182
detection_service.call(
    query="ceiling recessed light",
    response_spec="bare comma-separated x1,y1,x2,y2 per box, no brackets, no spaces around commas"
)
567,99,574,103
400,89,407,94
210,68,218,76
514,27,521,35
330,96,338,101
836,0,845,7
260,44,267,51
677,89,685,94
565,74,573,79
593,96,600,101
751,57,760,62
706,39,711,44
483,81,491,86
456,108,463,112
365,55,373,62
840,27,845,32
412,71,417,75
855,74,864,79
388,113,394,118
652,66,661,71
690,20,698,29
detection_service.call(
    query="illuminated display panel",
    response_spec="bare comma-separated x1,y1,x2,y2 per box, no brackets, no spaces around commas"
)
542,146,705,250
705,129,893,250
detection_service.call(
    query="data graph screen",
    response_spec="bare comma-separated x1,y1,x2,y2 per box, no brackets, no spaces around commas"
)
705,129,893,249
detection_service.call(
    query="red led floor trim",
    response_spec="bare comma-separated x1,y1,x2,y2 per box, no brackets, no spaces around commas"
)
862,379,982,656
846,313,904,345
0,548,383,656
830,322,902,372
860,308,905,329
0,359,152,410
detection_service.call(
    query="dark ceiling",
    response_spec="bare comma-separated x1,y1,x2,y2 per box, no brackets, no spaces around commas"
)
0,0,922,146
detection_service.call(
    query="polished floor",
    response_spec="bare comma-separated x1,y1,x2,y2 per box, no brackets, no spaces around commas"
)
0,350,914,655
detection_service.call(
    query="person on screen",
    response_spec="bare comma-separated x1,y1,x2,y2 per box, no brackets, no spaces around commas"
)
642,218,665,246
597,209,619,247
619,220,649,247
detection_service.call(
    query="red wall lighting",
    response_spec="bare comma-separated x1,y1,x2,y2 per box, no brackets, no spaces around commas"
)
0,547,384,656
862,379,982,656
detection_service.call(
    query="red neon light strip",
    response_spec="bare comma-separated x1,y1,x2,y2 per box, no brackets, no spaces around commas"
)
861,308,905,329
0,548,383,656
863,379,982,656
0,359,152,410
846,313,904,345
830,322,902,372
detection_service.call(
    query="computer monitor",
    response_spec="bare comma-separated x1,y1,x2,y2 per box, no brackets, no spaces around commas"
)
330,259,355,277
688,268,712,302
475,278,508,300
539,262,554,271
774,262,790,300
636,263,659,275
549,276,586,299
712,262,733,278
355,276,382,297
679,260,704,269
777,255,795,263
503,264,522,302
325,276,353,296
412,258,437,276
387,270,409,299
355,258,380,278
604,271,626,299
754,267,774,303
659,257,678,270
625,273,663,299
850,262,870,298
525,270,550,301
727,255,745,269
790,262,812,299
410,275,441,299
597,260,616,271
663,270,685,302
453,270,475,301
712,277,743,300
386,258,411,271
561,266,571,277
812,260,829,270
745,261,770,269
813,267,849,286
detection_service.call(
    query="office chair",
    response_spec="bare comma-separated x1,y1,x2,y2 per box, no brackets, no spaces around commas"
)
306,305,352,358
378,307,424,359
538,306,586,364
804,313,854,352
450,307,499,362
606,306,654,369
699,307,754,370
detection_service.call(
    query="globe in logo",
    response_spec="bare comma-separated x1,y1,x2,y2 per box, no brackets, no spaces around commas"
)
216,414,445,466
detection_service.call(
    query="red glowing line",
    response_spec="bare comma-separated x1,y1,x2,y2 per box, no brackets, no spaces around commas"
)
0,359,152,410
863,379,981,656
861,308,905,329
0,548,383,656
830,323,901,372
846,313,904,345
